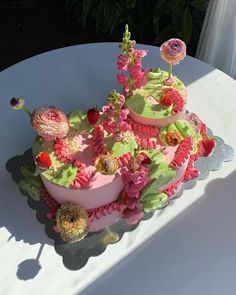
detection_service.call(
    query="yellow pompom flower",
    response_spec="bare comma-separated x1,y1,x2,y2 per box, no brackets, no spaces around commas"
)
56,203,88,243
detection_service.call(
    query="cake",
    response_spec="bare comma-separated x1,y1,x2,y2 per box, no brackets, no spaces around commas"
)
10,26,215,243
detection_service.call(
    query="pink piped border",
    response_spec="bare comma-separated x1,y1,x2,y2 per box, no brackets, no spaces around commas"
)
170,136,193,168
127,117,159,136
91,125,107,156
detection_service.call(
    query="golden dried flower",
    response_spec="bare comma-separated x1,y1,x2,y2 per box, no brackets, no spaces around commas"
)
56,203,88,243
95,155,118,175
165,131,183,146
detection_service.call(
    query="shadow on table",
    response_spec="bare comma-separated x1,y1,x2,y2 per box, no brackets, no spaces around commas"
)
79,169,236,295
16,244,44,281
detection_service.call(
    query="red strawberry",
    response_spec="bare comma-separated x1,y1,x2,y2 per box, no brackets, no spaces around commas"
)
87,107,100,125
36,151,52,168
202,138,215,157
159,94,173,107
138,152,152,165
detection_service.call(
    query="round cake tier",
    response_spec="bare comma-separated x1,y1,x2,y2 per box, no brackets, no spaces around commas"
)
40,171,123,210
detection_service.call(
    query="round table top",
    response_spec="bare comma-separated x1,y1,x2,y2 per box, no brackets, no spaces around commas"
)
0,43,236,295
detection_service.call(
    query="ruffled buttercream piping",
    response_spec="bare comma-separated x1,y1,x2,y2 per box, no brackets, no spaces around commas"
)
163,176,184,197
135,135,159,150
117,152,132,167
54,138,73,163
71,169,92,189
170,136,193,168
183,157,200,181
91,125,107,156
87,201,126,224
172,94,184,114
127,117,159,136
40,186,60,220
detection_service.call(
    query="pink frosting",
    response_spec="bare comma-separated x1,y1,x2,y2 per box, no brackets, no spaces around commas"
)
127,105,186,127
87,201,125,223
127,117,159,136
170,136,193,168
91,125,107,156
88,210,123,232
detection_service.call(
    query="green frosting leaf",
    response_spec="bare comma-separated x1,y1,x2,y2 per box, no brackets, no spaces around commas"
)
140,149,164,164
106,134,138,157
19,178,41,201
69,109,94,133
160,120,196,144
42,163,77,189
141,171,175,200
18,162,42,201
149,162,176,180
141,192,168,212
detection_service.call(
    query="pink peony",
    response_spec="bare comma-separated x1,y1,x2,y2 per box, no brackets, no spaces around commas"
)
160,38,186,65
31,106,69,141
117,54,129,71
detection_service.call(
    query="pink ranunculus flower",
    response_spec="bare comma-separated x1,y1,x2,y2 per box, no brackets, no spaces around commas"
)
117,54,129,71
160,38,186,65
129,48,148,62
31,106,69,141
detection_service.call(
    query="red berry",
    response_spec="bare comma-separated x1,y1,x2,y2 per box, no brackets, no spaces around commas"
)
159,94,173,107
36,151,52,168
202,138,215,157
87,107,100,125
138,152,152,165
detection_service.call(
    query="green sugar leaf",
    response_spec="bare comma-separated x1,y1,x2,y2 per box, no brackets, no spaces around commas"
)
140,149,164,164
149,162,176,181
106,134,138,158
42,164,77,189
141,192,168,212
19,178,41,201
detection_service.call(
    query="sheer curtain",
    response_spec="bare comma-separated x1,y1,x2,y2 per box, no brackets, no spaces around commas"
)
196,0,236,79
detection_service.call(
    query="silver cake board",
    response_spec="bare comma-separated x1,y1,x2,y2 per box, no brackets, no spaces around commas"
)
6,129,235,270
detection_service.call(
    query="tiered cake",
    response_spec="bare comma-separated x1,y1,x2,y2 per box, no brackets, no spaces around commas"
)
11,26,215,243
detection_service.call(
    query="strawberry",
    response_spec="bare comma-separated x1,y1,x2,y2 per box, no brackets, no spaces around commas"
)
202,138,215,157
138,152,152,165
36,151,52,168
87,107,100,125
159,94,173,107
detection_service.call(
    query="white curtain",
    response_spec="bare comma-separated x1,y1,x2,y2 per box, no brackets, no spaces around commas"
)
196,0,236,79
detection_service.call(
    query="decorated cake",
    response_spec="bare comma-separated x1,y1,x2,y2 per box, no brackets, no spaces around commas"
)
10,26,215,243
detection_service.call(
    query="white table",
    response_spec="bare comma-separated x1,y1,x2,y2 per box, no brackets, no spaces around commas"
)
0,43,236,295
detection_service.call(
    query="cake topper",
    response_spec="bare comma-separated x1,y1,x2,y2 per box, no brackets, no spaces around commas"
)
160,38,186,85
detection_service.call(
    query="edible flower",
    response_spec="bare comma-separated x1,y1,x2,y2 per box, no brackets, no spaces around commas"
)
160,38,186,80
95,155,119,175
165,131,183,146
56,203,88,243
10,97,31,116
31,106,69,141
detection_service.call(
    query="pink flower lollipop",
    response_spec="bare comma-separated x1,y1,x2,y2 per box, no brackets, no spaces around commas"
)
160,38,186,80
